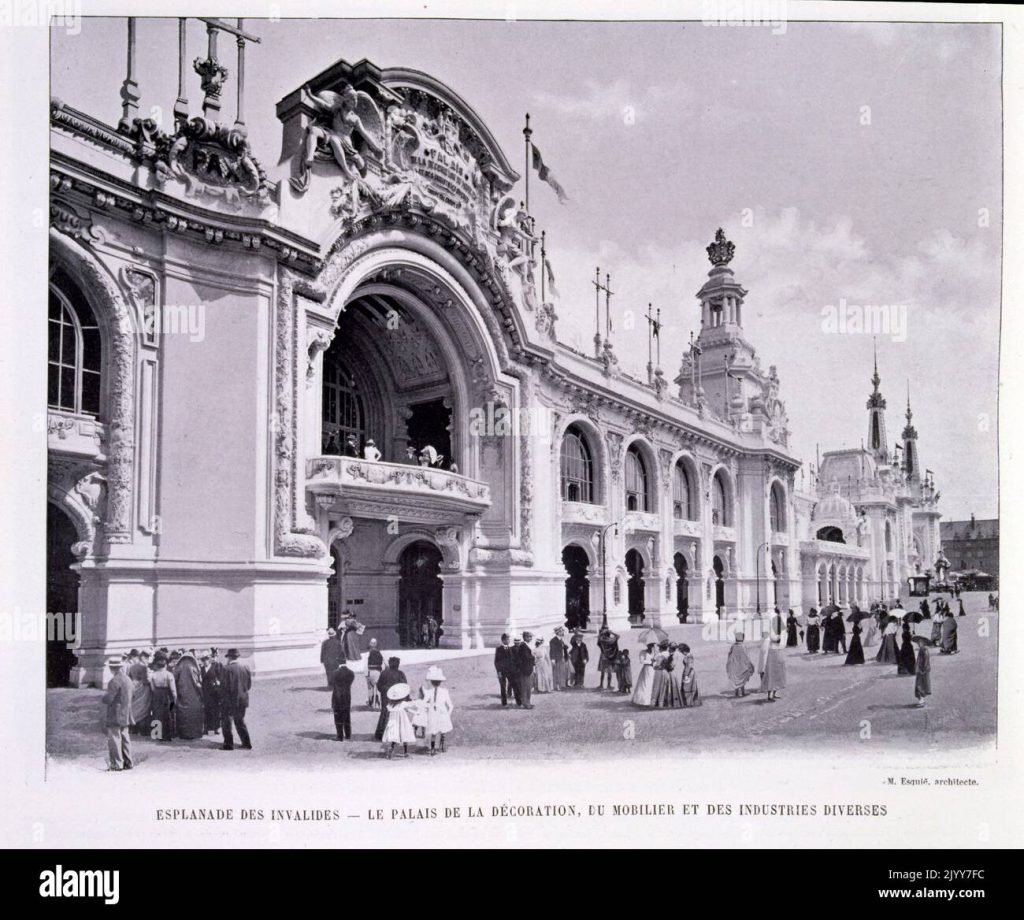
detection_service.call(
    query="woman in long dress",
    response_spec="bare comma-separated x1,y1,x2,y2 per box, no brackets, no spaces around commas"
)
680,644,701,707
844,622,865,665
897,623,916,675
760,635,787,701
805,609,821,653
341,617,364,661
940,614,959,654
860,613,880,648
148,654,177,742
653,643,684,708
173,653,205,739
649,641,670,705
631,643,656,707
930,607,944,645
914,641,932,707
128,651,152,736
785,611,799,648
533,638,554,692
875,618,899,664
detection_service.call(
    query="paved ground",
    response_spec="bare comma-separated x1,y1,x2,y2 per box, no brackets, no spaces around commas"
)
47,592,997,772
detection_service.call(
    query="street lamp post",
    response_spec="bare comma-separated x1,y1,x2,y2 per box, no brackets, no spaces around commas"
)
601,521,620,628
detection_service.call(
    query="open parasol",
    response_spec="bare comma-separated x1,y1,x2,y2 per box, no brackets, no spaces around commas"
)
902,610,924,624
637,627,669,646
911,635,935,647
846,609,872,624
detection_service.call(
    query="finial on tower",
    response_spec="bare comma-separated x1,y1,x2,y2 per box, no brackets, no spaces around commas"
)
706,228,735,267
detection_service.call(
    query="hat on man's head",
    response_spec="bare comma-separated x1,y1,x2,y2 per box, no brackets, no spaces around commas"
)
107,656,123,668
388,656,401,667
554,626,565,634
226,648,240,659
327,628,336,637
501,633,510,641
522,631,533,640
425,666,446,682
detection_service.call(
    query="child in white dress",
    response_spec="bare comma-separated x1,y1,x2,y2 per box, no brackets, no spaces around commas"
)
383,683,418,758
420,665,454,755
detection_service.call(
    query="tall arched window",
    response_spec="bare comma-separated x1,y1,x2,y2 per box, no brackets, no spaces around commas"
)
885,520,893,552
770,482,785,532
625,445,649,512
48,278,101,416
322,354,365,454
712,471,729,526
561,426,594,503
673,461,695,520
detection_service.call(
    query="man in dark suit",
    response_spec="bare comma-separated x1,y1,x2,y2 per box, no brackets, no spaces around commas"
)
494,633,515,706
101,656,133,771
514,631,536,709
331,662,355,740
320,627,342,687
220,648,252,751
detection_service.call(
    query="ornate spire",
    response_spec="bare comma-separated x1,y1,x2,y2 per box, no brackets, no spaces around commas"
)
902,380,917,440
706,228,735,267
867,337,886,409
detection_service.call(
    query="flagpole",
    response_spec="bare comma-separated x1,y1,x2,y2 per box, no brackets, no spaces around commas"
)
523,113,532,212
656,307,662,367
604,273,612,337
593,267,602,357
540,230,546,303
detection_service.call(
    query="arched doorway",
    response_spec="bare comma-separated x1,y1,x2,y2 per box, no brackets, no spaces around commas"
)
47,504,79,687
713,555,725,615
327,544,343,629
398,542,443,648
562,544,590,630
626,549,645,625
673,552,689,623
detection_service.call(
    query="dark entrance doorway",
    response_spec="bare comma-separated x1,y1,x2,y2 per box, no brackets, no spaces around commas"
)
47,503,79,687
562,544,590,630
406,399,452,466
626,549,645,625
398,542,443,648
713,554,725,616
327,544,343,629
674,552,689,623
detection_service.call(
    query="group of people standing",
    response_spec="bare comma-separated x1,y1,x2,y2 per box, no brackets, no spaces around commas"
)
101,646,253,771
725,631,786,701
631,640,701,708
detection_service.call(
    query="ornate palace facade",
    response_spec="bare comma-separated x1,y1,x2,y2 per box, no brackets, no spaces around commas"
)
47,22,939,685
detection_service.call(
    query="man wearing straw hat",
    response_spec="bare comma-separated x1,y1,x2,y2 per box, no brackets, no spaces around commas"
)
220,649,253,751
101,656,134,771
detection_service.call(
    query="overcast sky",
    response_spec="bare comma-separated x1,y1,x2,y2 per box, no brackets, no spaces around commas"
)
52,18,1001,521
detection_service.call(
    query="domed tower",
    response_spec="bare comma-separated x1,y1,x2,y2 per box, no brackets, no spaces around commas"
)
866,341,889,462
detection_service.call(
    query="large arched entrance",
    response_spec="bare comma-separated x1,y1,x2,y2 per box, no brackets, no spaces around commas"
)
562,544,590,630
398,542,443,648
626,549,646,625
47,503,79,687
327,544,343,629
674,552,689,623
713,555,725,615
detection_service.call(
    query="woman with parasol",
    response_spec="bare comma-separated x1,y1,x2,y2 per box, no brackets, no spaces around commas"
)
844,608,870,665
875,615,899,665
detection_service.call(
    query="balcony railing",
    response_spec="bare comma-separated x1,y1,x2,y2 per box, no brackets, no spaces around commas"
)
306,455,491,522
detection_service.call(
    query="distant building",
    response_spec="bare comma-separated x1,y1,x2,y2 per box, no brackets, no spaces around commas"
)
940,515,999,580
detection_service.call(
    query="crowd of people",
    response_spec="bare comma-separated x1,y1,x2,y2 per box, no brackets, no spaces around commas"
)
322,432,459,473
100,645,253,771
100,590,974,769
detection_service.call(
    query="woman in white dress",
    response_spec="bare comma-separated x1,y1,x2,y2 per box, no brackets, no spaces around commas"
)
631,642,657,707
420,666,454,754
533,638,554,693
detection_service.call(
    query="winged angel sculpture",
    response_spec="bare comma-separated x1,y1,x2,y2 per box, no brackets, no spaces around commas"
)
290,83,384,210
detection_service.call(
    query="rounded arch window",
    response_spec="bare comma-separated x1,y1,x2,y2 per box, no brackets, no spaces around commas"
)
712,471,729,526
625,445,649,512
48,275,101,416
561,425,595,503
770,481,786,532
322,353,365,454
673,461,696,520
